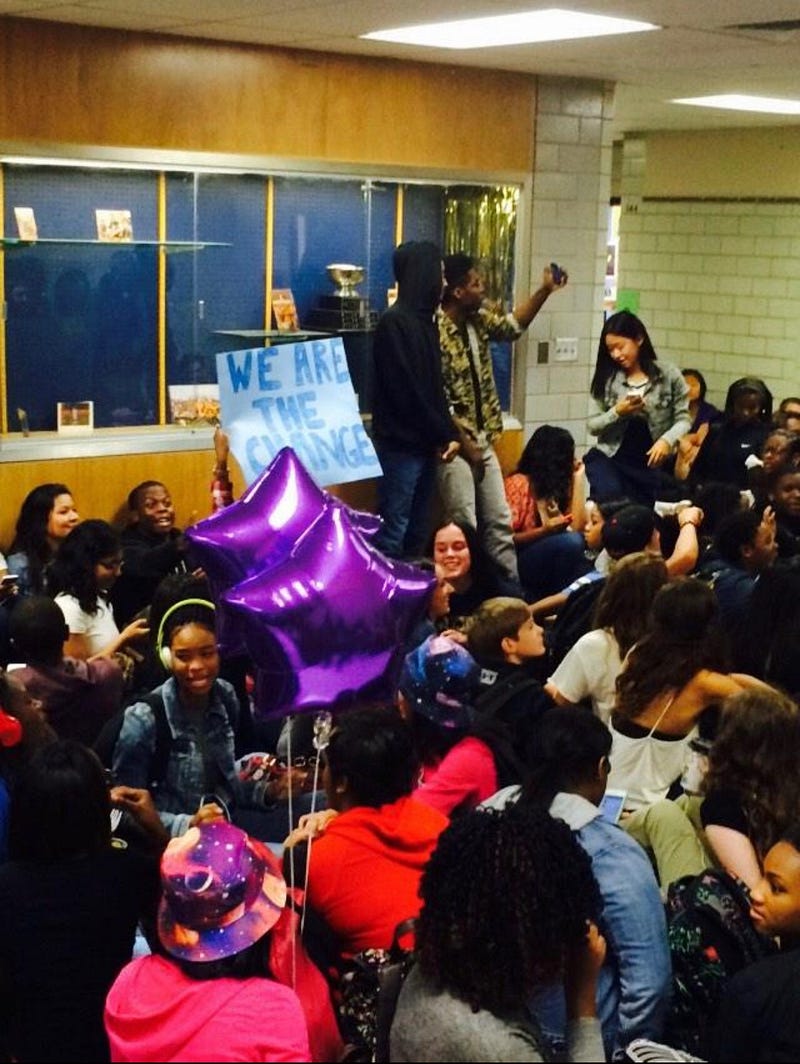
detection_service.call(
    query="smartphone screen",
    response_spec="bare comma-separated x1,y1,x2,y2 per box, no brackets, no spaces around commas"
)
599,789,626,824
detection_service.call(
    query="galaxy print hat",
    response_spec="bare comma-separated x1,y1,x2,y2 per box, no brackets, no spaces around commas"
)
400,633,480,730
158,821,287,962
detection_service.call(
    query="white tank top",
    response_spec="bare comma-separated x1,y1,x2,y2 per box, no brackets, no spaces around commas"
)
608,693,696,810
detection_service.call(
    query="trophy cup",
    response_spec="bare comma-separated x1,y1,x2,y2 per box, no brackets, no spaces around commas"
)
307,263,369,329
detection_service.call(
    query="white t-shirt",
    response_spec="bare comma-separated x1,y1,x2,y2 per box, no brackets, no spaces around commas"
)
548,628,622,723
55,593,119,657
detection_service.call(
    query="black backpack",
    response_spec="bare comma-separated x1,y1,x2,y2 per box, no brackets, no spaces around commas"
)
545,577,606,671
338,917,416,1063
664,868,776,1056
93,690,173,789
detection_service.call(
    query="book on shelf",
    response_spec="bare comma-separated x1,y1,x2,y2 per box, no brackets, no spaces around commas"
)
14,207,38,240
95,209,133,242
272,289,300,332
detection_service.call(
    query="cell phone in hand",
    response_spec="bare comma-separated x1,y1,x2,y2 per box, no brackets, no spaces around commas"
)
550,261,565,285
599,788,627,824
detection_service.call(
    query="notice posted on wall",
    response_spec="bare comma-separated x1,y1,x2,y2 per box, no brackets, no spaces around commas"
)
216,337,380,487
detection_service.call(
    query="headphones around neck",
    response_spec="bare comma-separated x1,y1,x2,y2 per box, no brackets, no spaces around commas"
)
155,598,216,671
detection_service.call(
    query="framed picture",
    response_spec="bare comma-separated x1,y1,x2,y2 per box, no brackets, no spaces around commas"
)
168,384,220,426
272,289,300,332
95,209,133,242
57,401,94,435
13,207,38,241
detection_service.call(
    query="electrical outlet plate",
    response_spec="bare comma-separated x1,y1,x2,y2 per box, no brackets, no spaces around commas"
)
553,337,578,362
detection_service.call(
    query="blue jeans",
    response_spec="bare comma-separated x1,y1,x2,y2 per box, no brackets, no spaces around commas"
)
374,445,437,559
584,448,676,508
517,531,591,601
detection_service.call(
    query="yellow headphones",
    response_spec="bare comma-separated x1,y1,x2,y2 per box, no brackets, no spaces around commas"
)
155,598,216,671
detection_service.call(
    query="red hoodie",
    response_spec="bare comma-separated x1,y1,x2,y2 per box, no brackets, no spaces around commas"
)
104,954,309,1062
304,794,447,955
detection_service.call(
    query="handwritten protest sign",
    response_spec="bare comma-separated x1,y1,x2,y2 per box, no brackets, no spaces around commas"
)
216,337,380,487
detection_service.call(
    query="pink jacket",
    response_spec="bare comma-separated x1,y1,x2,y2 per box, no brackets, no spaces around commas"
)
105,954,310,1062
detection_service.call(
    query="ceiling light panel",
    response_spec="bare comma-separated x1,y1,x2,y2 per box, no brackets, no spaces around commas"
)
673,94,800,115
362,8,659,50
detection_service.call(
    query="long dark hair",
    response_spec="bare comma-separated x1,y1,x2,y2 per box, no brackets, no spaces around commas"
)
48,519,121,615
516,425,575,511
9,483,72,594
615,578,728,721
592,551,668,658
591,310,660,400
703,689,800,859
430,518,503,598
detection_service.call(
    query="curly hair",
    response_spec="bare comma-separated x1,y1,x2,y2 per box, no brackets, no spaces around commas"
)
590,311,660,400
416,804,600,1015
516,425,576,510
615,578,728,721
47,519,121,615
9,483,72,594
703,689,800,859
592,551,668,658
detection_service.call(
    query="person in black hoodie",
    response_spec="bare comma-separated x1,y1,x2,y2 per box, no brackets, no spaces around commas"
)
689,376,773,490
370,241,460,559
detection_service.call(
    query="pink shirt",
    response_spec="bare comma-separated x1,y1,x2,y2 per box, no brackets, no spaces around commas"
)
415,736,498,816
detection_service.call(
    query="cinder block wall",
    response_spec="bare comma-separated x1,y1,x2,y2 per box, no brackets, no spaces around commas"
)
618,134,800,410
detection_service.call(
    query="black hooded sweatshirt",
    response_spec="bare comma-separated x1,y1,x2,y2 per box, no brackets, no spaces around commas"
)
370,241,456,454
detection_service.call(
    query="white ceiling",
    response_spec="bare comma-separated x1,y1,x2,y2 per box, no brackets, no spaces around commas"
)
3,1,800,137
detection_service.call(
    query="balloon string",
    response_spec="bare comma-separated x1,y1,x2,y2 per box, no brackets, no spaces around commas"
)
300,755,322,936
286,717,296,991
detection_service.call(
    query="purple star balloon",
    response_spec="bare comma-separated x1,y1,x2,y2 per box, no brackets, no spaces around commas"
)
186,446,380,587
185,447,381,654
222,505,434,718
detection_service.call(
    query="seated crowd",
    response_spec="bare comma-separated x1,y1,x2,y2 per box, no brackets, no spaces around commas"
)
1,367,800,1064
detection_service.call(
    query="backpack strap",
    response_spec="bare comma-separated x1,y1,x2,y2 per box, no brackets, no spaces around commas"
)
136,689,171,791
475,671,541,718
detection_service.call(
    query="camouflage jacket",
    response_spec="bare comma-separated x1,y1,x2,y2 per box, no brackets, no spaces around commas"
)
437,306,521,444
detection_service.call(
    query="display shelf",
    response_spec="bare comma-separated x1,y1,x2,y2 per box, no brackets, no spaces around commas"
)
214,328,332,341
0,237,230,253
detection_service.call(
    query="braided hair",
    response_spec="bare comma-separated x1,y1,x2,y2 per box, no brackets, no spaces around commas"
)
416,804,600,1015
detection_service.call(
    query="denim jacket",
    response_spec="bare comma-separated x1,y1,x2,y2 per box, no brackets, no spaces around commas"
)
587,360,690,457
484,787,671,1057
112,677,265,837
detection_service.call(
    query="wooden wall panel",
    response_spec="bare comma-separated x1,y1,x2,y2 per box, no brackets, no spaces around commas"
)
0,18,535,172
0,450,240,550
0,433,526,552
